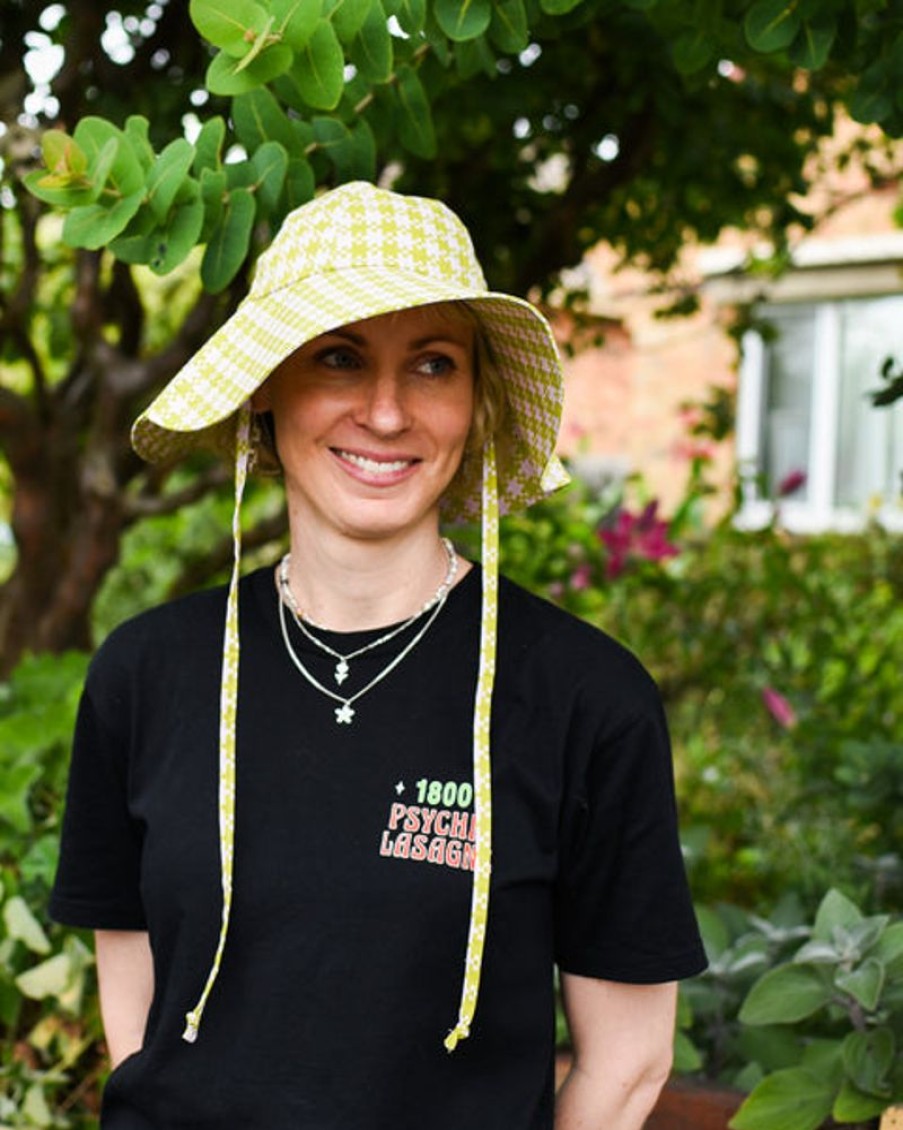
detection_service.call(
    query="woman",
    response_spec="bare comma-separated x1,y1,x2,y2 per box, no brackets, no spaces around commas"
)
51,182,706,1129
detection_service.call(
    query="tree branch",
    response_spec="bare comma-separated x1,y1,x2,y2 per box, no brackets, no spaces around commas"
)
123,463,232,519
165,507,288,599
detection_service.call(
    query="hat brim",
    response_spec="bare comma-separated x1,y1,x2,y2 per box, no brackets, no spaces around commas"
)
131,267,568,521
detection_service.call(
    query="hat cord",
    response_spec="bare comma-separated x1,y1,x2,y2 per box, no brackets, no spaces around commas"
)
180,412,497,1050
182,403,252,1044
445,440,498,1053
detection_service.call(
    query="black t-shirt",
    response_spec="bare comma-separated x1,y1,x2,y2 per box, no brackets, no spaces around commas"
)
51,565,706,1130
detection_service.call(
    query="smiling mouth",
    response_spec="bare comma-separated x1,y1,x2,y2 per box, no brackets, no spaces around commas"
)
334,449,417,476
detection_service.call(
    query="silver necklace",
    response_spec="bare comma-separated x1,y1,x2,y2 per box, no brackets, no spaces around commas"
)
277,584,450,725
277,538,457,686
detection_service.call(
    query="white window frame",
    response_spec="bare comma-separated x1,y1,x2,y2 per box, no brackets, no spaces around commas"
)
736,296,903,534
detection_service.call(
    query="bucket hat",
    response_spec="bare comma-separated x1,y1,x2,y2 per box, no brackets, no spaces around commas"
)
131,181,569,1054
132,180,568,522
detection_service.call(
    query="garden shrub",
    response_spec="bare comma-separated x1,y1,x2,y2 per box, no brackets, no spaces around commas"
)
0,652,102,1127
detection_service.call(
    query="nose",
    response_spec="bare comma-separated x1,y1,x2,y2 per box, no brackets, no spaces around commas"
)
357,371,410,436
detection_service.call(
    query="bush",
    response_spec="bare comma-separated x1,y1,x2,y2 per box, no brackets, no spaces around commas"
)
0,653,102,1128
487,478,903,914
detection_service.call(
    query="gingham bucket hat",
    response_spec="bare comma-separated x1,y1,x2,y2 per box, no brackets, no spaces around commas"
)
131,181,569,1053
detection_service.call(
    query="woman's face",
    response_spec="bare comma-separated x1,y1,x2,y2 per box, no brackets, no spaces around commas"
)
254,304,475,545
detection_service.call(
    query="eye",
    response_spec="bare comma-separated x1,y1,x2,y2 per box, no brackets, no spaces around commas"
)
316,346,361,370
414,353,457,378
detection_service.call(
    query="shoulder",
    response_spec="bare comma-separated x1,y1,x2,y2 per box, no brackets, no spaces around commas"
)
86,568,269,693
497,574,659,706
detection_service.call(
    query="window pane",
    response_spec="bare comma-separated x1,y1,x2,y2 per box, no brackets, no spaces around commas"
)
763,306,814,499
837,296,903,507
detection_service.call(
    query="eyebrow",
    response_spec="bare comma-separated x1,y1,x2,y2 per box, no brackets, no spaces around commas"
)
321,329,471,349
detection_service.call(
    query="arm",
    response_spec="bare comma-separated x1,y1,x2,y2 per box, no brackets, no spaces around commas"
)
95,929,155,1068
555,974,677,1130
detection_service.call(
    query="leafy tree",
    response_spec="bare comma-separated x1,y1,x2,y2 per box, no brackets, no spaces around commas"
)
1,0,901,672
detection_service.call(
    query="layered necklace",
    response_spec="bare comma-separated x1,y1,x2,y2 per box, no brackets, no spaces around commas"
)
277,538,458,725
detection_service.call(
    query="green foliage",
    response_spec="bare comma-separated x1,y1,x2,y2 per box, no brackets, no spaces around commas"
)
481,469,903,913
730,889,903,1130
19,0,903,298
0,654,103,1127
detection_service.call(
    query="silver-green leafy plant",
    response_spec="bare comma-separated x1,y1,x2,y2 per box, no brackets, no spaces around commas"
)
731,889,903,1130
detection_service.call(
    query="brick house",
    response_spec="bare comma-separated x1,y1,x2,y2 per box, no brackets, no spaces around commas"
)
558,141,903,532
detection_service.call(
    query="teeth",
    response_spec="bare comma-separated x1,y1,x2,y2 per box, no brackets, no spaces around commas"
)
339,451,411,475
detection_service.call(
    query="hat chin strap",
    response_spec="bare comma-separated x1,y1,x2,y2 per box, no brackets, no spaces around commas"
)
445,439,498,1053
181,413,497,1052
183,402,252,1044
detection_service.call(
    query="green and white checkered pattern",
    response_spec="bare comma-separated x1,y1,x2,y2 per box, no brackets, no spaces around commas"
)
132,181,568,521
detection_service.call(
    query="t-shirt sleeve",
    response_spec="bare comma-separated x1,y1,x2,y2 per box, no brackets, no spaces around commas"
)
554,668,706,983
49,658,147,931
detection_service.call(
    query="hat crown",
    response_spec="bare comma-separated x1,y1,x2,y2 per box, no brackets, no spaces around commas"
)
252,182,489,300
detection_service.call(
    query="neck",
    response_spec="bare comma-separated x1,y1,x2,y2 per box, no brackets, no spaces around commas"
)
282,527,466,632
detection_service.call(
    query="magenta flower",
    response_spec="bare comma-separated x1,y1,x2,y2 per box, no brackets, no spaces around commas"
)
599,501,680,579
777,469,806,498
762,687,797,729
570,563,592,591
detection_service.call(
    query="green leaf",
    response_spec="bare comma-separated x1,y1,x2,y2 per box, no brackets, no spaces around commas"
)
232,88,299,153
790,19,836,69
62,191,145,250
42,129,87,177
434,0,492,42
189,0,268,56
22,1084,52,1129
251,141,289,216
282,156,316,211
673,1029,704,1073
842,1027,894,1096
22,168,96,208
73,117,145,197
672,29,715,74
326,0,373,42
199,168,228,238
744,0,801,53
850,61,894,125
193,116,227,174
539,0,585,12
488,0,529,53
148,187,206,274
293,19,346,110
395,0,427,34
20,836,60,890
15,952,72,1000
835,957,884,1011
147,138,195,222
349,0,393,83
394,64,436,158
272,0,323,49
874,921,903,976
812,889,863,942
124,115,155,171
2,895,51,955
206,43,294,94
729,1067,836,1130
348,118,376,181
739,965,833,1025
832,1080,888,1122
201,187,256,292
455,35,497,79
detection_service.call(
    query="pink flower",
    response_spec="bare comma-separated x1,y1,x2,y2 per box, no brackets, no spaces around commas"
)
777,469,806,498
570,563,592,591
762,687,797,729
599,501,680,579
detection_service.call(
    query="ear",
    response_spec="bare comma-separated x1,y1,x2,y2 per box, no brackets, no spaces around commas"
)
251,379,272,412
